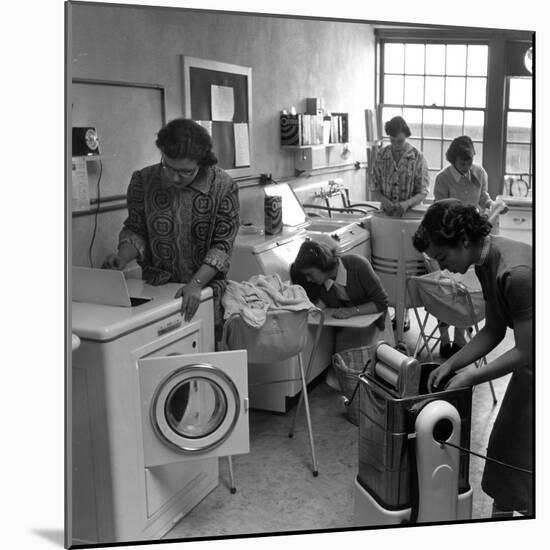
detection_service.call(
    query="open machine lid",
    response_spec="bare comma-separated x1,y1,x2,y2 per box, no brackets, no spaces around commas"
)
263,182,309,230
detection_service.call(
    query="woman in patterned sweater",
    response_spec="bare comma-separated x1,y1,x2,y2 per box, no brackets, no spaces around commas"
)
102,118,240,342
371,115,429,217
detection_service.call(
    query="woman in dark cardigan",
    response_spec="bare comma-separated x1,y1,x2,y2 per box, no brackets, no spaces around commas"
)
290,240,394,352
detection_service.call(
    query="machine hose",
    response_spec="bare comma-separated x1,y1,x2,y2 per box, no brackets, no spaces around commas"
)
344,359,371,408
436,439,533,475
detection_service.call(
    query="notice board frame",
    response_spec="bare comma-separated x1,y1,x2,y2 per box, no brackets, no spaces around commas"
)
182,56,253,178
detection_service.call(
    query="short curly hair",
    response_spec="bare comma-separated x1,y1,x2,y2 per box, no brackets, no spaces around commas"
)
293,240,338,273
384,116,411,138
413,199,492,252
446,135,475,164
155,118,217,166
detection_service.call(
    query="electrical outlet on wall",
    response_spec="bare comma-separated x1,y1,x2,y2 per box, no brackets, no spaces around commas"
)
72,157,91,212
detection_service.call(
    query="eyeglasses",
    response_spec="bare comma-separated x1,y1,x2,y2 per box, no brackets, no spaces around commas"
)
161,158,199,178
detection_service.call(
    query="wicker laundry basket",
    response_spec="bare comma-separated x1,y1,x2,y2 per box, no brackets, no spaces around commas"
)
332,346,371,426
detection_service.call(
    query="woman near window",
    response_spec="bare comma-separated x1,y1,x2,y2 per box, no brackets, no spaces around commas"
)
371,115,430,217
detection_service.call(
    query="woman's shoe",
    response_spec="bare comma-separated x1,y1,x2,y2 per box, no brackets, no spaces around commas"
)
440,342,462,358
450,342,463,355
440,342,453,359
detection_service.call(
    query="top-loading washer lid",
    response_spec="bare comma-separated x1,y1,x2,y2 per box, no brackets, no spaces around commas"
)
72,266,134,307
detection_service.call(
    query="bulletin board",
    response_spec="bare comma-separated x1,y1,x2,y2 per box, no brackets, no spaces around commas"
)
182,56,253,178
71,78,166,215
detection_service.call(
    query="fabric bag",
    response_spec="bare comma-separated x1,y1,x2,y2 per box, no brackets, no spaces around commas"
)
221,309,309,363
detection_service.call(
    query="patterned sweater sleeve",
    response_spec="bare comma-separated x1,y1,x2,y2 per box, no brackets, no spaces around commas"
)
413,152,430,197
370,149,384,194
203,174,240,274
119,170,148,261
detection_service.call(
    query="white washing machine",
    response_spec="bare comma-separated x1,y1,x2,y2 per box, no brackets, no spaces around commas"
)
70,278,249,545
227,182,370,412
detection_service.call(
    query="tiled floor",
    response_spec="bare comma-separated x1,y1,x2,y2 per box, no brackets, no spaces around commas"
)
164,312,516,541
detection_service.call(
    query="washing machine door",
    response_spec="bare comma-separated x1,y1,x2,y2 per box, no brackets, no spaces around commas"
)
138,350,249,467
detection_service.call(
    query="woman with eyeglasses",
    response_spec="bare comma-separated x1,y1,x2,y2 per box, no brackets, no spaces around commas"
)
102,118,240,342
371,115,429,217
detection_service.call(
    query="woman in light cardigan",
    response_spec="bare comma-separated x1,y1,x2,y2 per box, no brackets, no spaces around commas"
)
433,136,496,357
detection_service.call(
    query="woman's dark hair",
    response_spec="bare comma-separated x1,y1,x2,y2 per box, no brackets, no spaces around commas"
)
293,240,338,273
446,135,476,164
384,116,411,138
413,199,492,252
156,118,217,166
290,262,322,302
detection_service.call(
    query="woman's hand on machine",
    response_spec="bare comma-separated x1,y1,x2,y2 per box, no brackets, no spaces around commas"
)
444,369,475,391
175,281,202,322
427,362,454,392
101,253,128,270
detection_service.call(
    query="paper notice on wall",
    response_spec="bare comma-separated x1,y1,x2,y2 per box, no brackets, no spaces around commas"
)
72,157,90,211
211,85,235,121
196,120,213,136
233,123,250,167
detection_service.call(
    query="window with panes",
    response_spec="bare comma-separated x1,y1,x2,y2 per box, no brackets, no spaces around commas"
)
504,76,532,196
378,42,489,196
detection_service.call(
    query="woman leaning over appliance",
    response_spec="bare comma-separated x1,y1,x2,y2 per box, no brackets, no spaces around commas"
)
102,118,240,343
413,199,532,518
290,240,393,352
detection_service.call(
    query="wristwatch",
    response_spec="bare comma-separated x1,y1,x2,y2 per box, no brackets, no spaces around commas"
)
192,277,203,286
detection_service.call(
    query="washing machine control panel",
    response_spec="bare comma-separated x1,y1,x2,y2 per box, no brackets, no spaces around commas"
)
157,318,183,336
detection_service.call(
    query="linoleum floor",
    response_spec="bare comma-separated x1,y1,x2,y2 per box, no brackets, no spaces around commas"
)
164,313,516,541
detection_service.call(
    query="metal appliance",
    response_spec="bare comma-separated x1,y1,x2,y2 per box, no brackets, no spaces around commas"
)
368,210,428,349
70,278,249,545
354,342,473,525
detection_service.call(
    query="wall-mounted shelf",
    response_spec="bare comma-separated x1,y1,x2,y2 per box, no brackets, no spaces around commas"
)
280,102,349,171
72,155,113,161
284,142,351,171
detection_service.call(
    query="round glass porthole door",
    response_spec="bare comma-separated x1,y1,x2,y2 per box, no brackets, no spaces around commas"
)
151,363,240,453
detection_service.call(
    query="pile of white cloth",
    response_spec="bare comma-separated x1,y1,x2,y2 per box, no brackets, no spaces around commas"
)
223,274,314,328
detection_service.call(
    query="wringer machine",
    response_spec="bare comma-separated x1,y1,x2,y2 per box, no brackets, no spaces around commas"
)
354,342,474,525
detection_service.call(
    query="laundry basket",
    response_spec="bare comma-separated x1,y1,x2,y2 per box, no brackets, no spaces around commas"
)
332,346,371,426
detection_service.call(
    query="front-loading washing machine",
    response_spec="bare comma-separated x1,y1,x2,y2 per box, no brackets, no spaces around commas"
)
70,278,249,546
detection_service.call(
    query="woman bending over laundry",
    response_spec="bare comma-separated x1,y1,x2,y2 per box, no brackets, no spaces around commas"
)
290,240,393,352
413,199,532,518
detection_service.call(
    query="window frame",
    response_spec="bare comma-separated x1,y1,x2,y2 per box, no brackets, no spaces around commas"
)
502,75,533,196
376,38,490,193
